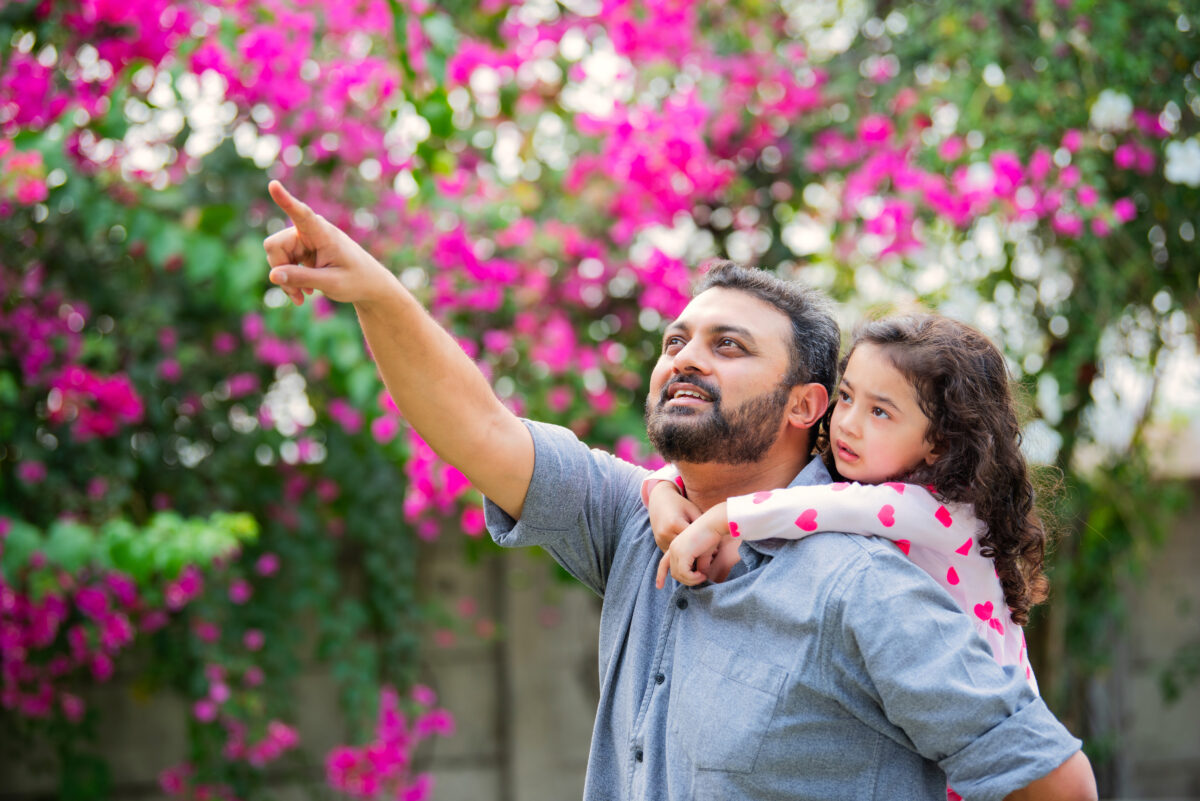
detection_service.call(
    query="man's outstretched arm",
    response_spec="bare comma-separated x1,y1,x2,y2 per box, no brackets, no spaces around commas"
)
1004,750,1097,801
262,180,534,519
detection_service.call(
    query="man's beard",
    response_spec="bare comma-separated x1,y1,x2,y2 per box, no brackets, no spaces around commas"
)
645,376,792,465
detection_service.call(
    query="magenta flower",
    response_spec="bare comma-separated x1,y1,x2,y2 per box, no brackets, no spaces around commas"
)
17,461,46,484
89,653,114,682
193,699,218,722
327,398,363,434
370,415,400,444
75,586,110,619
242,629,265,651
254,553,280,576
1112,197,1137,223
228,579,252,604
60,692,85,723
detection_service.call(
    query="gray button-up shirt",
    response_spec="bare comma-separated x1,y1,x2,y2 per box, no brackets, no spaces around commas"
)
485,421,1080,801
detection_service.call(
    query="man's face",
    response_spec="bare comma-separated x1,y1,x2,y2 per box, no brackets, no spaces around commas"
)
645,288,796,465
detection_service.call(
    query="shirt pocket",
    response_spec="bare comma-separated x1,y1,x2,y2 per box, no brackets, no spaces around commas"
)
672,639,788,773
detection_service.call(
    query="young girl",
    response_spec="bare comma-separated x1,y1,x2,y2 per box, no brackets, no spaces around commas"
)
647,314,1051,697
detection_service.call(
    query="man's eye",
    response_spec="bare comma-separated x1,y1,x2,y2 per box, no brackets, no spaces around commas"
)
663,337,685,353
718,338,742,350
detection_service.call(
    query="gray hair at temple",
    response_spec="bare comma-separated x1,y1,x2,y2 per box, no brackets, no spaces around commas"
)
694,260,841,399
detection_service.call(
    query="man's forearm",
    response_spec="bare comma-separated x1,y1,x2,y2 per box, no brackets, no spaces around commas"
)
1003,750,1097,801
354,277,534,519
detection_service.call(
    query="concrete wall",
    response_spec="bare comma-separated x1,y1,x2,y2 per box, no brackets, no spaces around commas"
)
2,502,1196,801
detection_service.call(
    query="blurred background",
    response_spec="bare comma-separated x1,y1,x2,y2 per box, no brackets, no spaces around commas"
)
1,0,1198,799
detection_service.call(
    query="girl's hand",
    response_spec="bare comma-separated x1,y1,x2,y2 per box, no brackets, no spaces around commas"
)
655,502,733,588
648,479,702,553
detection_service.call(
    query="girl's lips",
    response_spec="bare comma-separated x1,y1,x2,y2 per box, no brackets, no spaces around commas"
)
835,440,858,461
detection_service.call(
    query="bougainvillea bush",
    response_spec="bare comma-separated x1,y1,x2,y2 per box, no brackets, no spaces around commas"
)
1,0,1197,797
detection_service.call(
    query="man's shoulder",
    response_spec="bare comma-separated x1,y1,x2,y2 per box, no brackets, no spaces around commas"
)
765,531,941,607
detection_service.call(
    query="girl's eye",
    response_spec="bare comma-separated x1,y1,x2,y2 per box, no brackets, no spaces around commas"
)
871,407,890,419
838,390,851,403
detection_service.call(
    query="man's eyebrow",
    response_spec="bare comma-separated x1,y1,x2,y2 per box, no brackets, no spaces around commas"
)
710,324,757,343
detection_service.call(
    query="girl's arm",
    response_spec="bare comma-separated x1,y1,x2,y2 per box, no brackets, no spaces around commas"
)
728,482,979,557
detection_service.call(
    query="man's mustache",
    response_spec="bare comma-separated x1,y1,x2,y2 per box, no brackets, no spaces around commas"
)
658,376,721,406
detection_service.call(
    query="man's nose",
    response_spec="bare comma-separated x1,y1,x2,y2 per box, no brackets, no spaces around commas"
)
670,339,711,375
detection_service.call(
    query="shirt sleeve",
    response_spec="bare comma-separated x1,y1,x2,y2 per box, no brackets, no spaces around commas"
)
828,548,1079,801
483,419,649,597
639,463,684,507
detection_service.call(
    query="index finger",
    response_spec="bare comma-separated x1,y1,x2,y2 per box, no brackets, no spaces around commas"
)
656,552,671,589
268,180,318,230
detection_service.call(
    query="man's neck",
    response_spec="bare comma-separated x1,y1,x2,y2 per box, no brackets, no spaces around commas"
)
675,450,813,512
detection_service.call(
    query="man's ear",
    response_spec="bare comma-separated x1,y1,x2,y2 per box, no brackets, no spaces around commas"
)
786,383,828,431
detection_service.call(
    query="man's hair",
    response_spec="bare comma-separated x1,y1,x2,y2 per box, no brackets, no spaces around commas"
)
694,261,840,398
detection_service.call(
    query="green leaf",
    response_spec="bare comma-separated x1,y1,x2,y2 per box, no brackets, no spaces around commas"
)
197,204,238,237
43,520,95,572
147,221,186,269
184,231,224,283
0,518,42,581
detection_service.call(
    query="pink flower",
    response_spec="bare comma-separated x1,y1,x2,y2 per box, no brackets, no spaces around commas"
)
99,612,135,652
228,579,252,604
1112,197,1137,222
242,313,265,342
255,553,280,576
243,666,264,687
75,586,110,619
371,415,400,444
212,332,237,354
105,573,138,607
90,652,114,682
17,461,46,484
225,373,260,399
159,763,194,796
460,506,486,537
1114,143,1137,170
193,699,218,722
60,692,86,723
192,620,220,643
1061,129,1082,152
327,398,363,434
858,114,893,145
140,610,169,633
243,629,265,651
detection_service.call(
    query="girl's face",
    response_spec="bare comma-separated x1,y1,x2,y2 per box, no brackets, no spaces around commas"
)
828,343,938,484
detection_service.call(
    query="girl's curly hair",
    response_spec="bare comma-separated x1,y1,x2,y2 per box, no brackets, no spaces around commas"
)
823,314,1051,625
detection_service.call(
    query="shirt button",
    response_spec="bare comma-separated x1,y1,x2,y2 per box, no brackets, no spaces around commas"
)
655,673,665,685
676,597,688,610
635,749,644,762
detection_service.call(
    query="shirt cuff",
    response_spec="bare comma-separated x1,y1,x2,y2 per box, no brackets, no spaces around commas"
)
940,697,1082,801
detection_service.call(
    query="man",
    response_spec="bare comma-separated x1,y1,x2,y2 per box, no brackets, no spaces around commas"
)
263,180,1096,800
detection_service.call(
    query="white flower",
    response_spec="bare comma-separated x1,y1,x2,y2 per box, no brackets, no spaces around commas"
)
1164,138,1200,187
1089,89,1133,132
